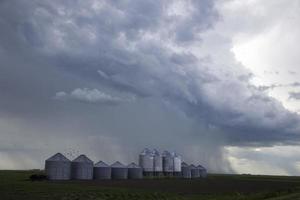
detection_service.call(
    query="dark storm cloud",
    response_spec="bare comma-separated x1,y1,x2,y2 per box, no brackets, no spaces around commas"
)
1,0,300,171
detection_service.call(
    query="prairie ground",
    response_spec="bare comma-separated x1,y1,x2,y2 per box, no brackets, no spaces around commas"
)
1,170,300,199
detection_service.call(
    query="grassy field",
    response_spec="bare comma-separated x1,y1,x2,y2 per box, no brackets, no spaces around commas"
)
1,171,300,199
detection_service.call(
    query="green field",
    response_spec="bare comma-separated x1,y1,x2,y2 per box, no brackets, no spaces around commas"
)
1,171,300,200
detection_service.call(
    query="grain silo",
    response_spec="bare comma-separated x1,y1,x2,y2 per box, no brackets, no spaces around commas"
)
181,162,191,179
152,149,163,176
71,154,93,180
93,161,111,180
190,164,200,179
45,153,71,180
162,150,173,176
127,163,143,179
172,152,182,177
197,165,207,178
111,161,128,179
139,148,154,176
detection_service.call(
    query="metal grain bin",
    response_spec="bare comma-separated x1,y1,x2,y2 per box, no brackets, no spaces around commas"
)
94,161,111,180
139,148,154,176
172,152,182,177
71,154,93,180
152,149,163,176
127,163,143,179
190,164,200,179
111,161,128,179
181,162,191,179
45,153,71,180
162,151,173,176
197,165,207,178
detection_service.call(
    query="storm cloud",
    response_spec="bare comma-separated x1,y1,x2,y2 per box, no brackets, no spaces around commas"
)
1,0,300,174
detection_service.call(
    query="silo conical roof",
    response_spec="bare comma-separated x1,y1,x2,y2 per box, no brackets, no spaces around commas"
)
72,154,93,163
111,161,126,168
46,153,70,161
127,162,140,168
181,162,189,167
197,165,205,169
152,149,160,156
140,148,151,155
95,161,109,167
162,150,171,156
190,164,196,168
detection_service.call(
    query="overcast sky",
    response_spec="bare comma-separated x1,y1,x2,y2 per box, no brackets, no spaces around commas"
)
1,0,300,175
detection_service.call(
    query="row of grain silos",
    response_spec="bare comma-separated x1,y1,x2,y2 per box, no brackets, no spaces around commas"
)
139,148,182,177
45,153,143,180
45,150,207,180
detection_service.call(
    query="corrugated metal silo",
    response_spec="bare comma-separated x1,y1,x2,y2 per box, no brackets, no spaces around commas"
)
139,148,154,176
93,161,111,180
111,161,128,179
152,149,163,176
162,150,173,176
172,152,182,177
45,153,71,180
197,165,207,178
127,163,143,179
190,164,200,179
181,162,191,179
71,154,93,180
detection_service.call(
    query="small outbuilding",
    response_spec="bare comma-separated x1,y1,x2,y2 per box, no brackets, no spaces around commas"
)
111,161,128,179
181,162,191,179
94,161,111,180
45,153,71,180
127,162,143,179
71,155,93,180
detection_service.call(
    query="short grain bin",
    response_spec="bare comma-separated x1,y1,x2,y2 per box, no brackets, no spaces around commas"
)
190,164,200,179
181,162,191,179
197,165,207,178
111,161,128,179
45,153,71,180
71,154,93,180
94,161,111,180
127,163,143,179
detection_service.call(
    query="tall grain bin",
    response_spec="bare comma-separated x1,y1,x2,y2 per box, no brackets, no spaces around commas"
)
172,152,182,177
139,148,154,176
190,164,200,179
71,155,93,180
181,162,191,179
111,161,128,179
197,165,207,178
162,151,173,176
45,153,71,180
152,149,163,176
127,163,143,179
94,161,111,180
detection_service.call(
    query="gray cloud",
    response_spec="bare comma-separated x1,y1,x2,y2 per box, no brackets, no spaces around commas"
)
54,88,135,104
289,92,300,100
0,0,300,173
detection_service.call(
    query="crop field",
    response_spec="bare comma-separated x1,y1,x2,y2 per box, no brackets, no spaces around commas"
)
1,171,300,200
